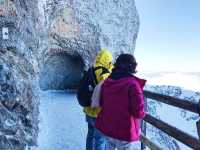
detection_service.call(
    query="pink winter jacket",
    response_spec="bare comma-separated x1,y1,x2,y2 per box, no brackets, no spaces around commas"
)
95,76,146,142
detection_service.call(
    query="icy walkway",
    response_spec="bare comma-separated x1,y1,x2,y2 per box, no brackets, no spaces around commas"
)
33,90,141,150
35,91,87,150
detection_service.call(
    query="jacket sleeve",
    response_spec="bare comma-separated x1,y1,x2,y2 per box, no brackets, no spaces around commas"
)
129,83,146,118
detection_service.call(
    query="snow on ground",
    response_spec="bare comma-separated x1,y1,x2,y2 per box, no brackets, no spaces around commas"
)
32,90,142,150
157,103,197,150
34,90,87,150
157,103,197,138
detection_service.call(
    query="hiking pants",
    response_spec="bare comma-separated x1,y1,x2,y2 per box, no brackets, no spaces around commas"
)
96,130,139,150
86,115,106,150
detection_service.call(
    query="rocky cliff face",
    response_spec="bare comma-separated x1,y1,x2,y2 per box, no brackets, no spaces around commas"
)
39,0,140,90
0,0,139,149
0,0,41,149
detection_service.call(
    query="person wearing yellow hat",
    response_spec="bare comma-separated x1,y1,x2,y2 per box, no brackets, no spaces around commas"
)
84,49,113,150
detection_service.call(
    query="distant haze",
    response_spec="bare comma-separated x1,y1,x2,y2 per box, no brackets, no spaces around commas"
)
135,0,200,72
137,71,200,92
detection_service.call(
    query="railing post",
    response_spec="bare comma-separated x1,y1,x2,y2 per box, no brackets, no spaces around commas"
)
141,97,147,150
197,120,200,140
196,100,200,140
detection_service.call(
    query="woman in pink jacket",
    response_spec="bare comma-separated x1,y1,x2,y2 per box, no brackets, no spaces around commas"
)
95,54,146,150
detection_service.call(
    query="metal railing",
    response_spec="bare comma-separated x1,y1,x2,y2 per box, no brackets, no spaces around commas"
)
141,90,200,150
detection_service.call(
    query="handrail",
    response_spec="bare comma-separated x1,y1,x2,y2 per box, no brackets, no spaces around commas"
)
144,114,200,149
140,134,162,150
144,90,199,114
141,90,200,150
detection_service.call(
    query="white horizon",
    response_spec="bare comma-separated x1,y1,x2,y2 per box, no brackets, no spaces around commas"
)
136,71,200,92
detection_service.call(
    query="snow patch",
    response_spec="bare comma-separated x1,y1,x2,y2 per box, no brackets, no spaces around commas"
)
33,91,87,150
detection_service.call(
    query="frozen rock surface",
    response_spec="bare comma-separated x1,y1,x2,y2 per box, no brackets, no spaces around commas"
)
0,0,40,149
39,52,84,90
39,0,139,90
0,0,139,149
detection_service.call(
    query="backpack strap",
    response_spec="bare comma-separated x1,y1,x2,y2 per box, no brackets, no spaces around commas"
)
92,66,110,85
91,67,98,86
100,67,110,76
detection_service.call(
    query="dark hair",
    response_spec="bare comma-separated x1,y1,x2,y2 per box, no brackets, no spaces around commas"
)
114,54,137,73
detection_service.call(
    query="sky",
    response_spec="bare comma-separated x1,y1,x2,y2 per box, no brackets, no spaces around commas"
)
135,0,200,72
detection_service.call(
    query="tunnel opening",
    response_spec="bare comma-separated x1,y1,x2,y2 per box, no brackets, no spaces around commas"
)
39,52,84,91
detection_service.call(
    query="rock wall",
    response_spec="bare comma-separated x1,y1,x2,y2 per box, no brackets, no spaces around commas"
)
39,52,84,90
39,0,140,90
0,0,139,149
0,0,41,149
0,52,39,150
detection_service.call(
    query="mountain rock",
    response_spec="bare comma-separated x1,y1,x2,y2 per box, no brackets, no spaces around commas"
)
0,0,139,149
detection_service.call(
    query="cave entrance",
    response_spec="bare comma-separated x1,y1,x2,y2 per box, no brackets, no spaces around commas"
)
39,52,84,91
